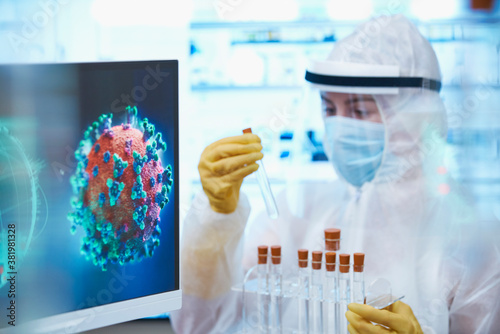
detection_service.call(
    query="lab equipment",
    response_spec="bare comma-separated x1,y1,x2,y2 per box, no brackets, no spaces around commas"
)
310,251,324,334
297,249,310,333
270,245,283,333
324,251,339,334
365,278,405,310
324,228,341,251
257,245,270,332
339,254,351,334
242,128,279,219
235,244,403,333
352,253,365,304
0,60,181,334
324,228,341,333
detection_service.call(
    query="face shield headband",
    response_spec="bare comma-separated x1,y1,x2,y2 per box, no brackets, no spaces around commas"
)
305,60,441,95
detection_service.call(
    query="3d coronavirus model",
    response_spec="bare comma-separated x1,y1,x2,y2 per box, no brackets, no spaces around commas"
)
68,106,173,271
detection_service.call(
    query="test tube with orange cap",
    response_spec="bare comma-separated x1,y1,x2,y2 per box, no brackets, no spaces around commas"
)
324,251,339,334
352,253,365,304
297,249,310,333
339,254,351,334
257,246,270,331
270,245,282,332
310,251,324,334
324,228,341,252
242,128,279,219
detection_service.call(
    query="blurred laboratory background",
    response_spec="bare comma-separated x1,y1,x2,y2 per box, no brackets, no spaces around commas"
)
1,0,499,242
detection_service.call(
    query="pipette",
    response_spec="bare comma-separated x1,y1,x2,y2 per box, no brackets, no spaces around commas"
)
242,128,279,219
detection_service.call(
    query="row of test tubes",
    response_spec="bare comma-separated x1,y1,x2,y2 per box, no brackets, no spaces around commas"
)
257,245,283,333
253,228,365,334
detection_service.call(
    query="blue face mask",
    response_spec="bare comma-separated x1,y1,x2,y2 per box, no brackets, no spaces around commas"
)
323,116,385,188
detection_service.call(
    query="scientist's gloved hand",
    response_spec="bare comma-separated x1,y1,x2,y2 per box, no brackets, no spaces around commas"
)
199,134,263,214
346,301,423,334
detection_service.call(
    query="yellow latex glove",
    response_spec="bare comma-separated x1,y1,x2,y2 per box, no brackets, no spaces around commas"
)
346,301,423,334
199,133,263,214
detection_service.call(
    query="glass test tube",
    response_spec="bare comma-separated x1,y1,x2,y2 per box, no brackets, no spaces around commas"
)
324,252,339,334
297,249,310,333
339,254,351,334
257,246,270,332
242,128,279,219
270,245,282,333
352,253,365,304
324,228,341,334
310,251,324,334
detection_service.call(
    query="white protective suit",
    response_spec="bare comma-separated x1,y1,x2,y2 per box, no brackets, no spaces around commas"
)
171,15,500,333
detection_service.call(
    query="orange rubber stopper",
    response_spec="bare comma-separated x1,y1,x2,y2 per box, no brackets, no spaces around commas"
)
312,251,323,270
258,245,268,264
271,245,281,265
324,228,341,251
339,253,350,273
298,249,308,268
325,251,336,272
353,252,365,273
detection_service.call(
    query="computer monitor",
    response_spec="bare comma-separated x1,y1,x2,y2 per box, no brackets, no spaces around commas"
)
0,60,180,333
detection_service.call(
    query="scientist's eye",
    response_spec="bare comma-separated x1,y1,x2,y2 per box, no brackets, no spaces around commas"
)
353,109,369,119
323,108,336,117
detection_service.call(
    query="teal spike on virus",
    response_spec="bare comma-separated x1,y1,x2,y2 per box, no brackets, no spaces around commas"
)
107,179,125,206
113,153,128,178
132,151,148,174
142,118,155,141
133,205,148,230
131,175,147,200
98,192,106,207
155,185,169,209
163,165,173,192
68,106,173,271
145,141,159,162
155,132,167,152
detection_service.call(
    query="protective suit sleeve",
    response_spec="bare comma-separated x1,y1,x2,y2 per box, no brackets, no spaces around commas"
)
447,231,500,334
170,189,251,334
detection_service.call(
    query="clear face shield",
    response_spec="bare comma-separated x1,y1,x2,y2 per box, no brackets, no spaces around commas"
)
285,60,444,217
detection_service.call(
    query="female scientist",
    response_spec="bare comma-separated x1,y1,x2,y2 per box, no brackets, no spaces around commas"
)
171,14,500,333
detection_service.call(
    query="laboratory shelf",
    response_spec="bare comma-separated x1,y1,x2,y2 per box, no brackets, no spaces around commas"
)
230,40,336,45
190,20,360,30
190,83,500,91
190,85,302,91
190,17,500,30
226,37,494,45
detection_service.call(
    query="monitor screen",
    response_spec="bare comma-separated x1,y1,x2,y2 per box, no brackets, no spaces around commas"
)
0,60,180,333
